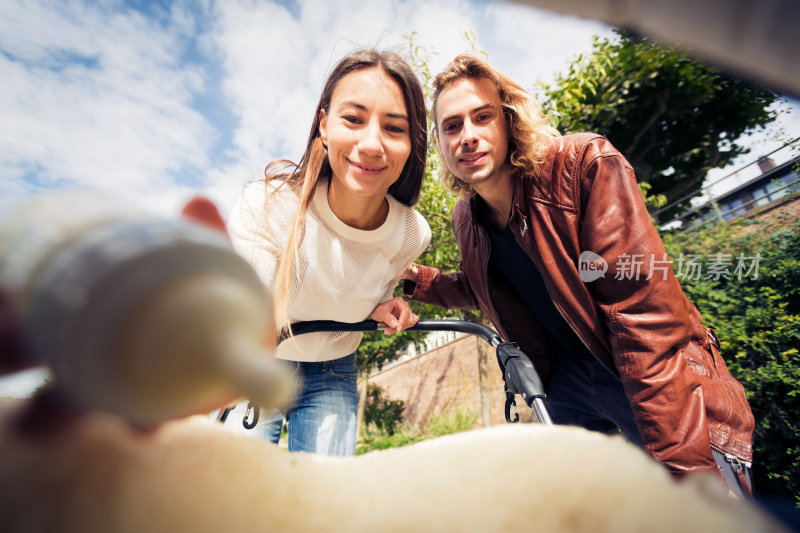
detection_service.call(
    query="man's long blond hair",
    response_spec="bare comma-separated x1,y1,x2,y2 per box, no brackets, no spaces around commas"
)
431,54,560,198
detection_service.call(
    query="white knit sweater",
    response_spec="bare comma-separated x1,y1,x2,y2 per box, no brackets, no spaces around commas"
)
228,178,431,362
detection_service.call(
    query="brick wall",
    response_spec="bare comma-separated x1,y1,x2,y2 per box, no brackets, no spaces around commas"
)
754,195,800,224
368,335,535,431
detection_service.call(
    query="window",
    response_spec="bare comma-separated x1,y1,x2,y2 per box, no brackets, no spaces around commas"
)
721,197,746,220
752,172,799,205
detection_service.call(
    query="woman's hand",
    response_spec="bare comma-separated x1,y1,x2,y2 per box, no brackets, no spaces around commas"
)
370,297,418,334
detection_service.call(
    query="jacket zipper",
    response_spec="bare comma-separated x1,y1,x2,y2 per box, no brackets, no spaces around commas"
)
710,442,751,467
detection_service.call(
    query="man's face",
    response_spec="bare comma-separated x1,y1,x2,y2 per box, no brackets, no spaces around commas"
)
435,77,510,191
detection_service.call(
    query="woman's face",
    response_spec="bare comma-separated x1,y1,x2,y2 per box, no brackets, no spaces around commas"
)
319,68,411,202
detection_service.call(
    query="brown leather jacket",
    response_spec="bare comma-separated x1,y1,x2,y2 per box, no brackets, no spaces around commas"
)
405,133,754,476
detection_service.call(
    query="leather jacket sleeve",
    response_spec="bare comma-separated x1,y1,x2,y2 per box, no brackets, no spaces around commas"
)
577,140,718,475
403,263,480,311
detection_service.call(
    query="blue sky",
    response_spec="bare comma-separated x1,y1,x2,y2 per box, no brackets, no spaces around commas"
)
1,0,797,223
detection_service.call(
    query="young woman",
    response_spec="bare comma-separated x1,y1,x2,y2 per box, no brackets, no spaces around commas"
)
224,49,431,456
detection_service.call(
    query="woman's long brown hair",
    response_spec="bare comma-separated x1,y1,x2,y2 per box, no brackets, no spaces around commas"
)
264,48,427,336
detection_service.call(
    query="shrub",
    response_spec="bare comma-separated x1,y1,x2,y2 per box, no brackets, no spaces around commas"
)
424,410,478,437
356,409,479,455
363,384,405,436
356,425,425,455
662,216,800,506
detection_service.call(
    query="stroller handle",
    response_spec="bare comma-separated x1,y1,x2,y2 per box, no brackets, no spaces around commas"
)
283,318,552,425
285,319,501,345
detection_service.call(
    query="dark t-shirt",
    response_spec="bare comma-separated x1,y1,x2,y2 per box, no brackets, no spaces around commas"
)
478,201,593,361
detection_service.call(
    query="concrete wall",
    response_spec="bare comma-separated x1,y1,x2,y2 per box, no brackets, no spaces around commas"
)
369,335,535,431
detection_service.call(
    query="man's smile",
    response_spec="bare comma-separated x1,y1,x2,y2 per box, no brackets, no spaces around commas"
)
459,152,487,166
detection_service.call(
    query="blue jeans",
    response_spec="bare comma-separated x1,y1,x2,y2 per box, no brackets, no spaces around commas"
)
224,352,359,456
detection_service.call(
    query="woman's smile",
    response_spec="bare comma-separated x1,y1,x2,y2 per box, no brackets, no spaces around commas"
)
348,158,387,175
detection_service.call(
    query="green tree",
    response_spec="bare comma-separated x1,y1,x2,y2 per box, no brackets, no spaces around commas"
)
401,32,464,295
401,32,496,428
355,329,421,438
539,31,783,217
355,33,496,437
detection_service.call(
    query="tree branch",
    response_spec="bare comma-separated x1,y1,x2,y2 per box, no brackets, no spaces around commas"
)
626,87,672,158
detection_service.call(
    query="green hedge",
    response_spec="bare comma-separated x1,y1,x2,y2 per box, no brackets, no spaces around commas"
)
662,213,800,506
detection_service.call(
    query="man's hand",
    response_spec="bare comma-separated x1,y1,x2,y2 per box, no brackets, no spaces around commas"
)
401,263,420,284
370,297,419,334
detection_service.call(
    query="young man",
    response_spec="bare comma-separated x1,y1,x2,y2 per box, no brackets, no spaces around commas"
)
402,55,755,497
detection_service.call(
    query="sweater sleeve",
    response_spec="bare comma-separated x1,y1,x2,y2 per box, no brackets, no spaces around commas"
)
577,138,717,475
226,182,281,289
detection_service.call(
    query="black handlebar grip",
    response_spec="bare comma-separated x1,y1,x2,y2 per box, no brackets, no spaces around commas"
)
496,342,546,406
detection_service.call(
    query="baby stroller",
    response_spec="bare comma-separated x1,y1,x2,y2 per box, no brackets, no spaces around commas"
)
216,318,552,427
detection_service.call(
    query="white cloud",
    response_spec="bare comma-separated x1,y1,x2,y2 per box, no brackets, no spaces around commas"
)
0,0,798,393
482,1,615,90
1,0,797,220
0,0,214,215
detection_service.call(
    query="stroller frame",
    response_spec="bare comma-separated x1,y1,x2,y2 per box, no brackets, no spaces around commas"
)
216,319,552,425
